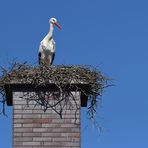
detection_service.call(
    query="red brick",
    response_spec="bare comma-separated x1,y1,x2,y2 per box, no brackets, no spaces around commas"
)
23,132,41,137
14,137,32,142
23,123,42,128
33,137,52,142
14,127,33,133
23,141,41,146
42,132,61,137
14,123,22,128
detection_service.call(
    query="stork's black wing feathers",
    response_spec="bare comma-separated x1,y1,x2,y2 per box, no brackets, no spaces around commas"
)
38,52,42,65
51,53,55,65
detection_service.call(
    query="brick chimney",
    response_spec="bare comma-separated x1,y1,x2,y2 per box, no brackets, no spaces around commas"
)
6,83,88,148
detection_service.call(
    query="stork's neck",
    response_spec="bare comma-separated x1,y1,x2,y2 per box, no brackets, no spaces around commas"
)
46,23,54,40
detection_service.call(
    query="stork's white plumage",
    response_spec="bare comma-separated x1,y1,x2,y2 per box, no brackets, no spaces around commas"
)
38,18,61,66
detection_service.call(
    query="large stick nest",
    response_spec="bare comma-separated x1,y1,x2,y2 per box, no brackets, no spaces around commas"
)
0,62,111,119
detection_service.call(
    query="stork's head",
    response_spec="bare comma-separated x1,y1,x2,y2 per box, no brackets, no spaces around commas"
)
49,18,62,30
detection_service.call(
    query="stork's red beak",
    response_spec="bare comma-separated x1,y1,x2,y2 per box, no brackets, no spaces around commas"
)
54,22,62,30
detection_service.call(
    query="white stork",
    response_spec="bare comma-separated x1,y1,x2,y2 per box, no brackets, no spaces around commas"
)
38,18,61,66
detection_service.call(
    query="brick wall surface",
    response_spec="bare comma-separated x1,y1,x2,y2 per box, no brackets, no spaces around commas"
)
13,91,80,148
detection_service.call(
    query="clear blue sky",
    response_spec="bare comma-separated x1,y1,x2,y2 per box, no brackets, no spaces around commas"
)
0,0,148,147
